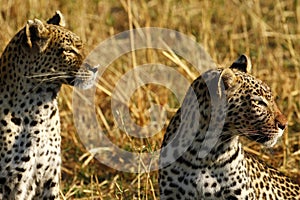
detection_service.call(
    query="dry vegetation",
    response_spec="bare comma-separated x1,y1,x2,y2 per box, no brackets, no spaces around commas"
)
0,0,300,199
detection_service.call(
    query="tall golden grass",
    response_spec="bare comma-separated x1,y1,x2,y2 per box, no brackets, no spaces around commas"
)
0,0,299,199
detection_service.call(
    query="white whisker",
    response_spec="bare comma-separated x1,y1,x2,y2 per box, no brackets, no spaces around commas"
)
25,72,68,78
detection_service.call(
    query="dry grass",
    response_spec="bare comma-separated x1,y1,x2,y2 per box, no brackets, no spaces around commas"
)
0,0,300,199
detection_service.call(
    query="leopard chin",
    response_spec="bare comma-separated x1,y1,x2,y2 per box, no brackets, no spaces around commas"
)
263,128,284,147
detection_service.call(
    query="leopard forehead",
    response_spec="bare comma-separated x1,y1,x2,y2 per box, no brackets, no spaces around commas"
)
198,68,273,101
46,25,83,47
232,70,272,99
1,23,84,67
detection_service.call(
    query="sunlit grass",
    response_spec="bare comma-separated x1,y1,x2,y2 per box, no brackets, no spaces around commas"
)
0,0,299,199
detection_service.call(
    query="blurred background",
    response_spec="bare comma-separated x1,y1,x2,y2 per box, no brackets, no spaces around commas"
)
0,0,299,199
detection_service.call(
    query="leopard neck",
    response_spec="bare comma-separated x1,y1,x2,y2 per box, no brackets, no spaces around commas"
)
178,74,245,167
0,48,61,102
181,129,243,167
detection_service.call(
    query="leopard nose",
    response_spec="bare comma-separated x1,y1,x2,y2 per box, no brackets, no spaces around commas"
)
275,113,287,130
83,63,98,73
277,121,286,130
89,66,98,73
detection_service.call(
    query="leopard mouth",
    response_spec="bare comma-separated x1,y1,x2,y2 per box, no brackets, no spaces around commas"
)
252,134,270,144
248,131,281,147
73,63,98,89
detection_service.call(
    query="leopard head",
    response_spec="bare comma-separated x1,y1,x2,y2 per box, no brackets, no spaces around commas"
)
3,11,97,90
220,55,287,147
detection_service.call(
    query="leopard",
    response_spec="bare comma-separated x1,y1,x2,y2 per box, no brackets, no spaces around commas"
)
0,11,97,199
159,55,300,199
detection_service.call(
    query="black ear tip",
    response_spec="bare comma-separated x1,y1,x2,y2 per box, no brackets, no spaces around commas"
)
229,54,252,73
238,54,248,63
46,10,65,27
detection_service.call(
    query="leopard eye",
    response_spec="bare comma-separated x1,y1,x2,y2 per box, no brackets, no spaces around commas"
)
252,97,268,107
63,47,79,56
64,49,77,55
257,100,268,107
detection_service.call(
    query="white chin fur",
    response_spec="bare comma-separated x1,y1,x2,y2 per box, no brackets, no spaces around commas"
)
277,128,284,138
264,128,284,147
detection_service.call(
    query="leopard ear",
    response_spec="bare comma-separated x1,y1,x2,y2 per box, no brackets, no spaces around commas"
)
24,19,51,53
220,68,237,90
217,68,238,97
46,10,66,27
230,54,252,73
218,68,240,98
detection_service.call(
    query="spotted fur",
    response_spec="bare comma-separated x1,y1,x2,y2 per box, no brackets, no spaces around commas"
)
0,11,97,199
159,55,300,199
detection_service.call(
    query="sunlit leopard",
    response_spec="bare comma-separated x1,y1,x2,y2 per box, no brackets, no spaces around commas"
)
0,11,97,199
159,55,300,199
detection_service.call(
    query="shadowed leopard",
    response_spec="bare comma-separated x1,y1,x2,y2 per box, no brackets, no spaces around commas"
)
0,11,97,199
159,55,300,199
